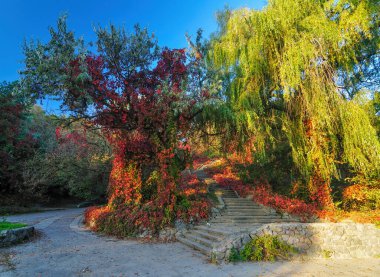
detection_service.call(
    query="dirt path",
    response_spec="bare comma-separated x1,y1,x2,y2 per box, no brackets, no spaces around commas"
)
0,209,379,276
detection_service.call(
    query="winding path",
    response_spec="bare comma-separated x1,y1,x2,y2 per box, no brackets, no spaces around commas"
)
0,209,379,276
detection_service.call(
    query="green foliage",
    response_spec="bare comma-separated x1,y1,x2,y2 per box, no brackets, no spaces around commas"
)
0,81,37,196
0,221,27,231
321,249,333,259
371,92,380,136
365,189,380,210
228,247,241,263
339,100,380,179
178,196,191,210
95,23,159,74
208,0,380,198
22,15,87,104
236,140,297,196
206,191,219,205
23,116,111,201
343,185,380,211
228,235,297,262
0,93,111,202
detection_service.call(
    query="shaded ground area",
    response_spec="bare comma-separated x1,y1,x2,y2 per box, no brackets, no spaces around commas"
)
0,209,379,276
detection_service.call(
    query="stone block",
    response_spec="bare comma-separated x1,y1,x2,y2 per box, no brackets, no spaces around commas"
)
0,226,34,247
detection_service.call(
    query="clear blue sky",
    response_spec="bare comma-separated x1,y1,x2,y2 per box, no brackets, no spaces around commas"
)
0,0,266,112
0,0,266,82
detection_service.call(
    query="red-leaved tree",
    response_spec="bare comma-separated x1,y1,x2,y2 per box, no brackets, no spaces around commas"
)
22,18,211,235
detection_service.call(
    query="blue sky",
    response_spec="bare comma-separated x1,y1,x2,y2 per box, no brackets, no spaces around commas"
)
0,0,266,112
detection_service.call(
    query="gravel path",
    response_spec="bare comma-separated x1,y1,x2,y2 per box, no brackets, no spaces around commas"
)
0,209,379,276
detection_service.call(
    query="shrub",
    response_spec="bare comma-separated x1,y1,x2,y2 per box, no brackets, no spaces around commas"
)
228,247,241,263
342,184,380,211
252,185,319,221
236,235,297,262
23,120,111,201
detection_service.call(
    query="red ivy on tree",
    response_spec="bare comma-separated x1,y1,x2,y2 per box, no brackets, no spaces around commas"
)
21,21,211,235
69,49,210,235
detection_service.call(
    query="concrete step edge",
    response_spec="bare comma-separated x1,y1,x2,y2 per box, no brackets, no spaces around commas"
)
191,229,225,242
194,225,233,236
177,236,211,256
184,233,216,248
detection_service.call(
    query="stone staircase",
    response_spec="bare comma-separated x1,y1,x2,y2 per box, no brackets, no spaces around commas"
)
177,185,298,259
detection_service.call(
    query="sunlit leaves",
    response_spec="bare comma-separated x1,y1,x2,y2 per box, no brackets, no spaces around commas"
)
210,0,380,193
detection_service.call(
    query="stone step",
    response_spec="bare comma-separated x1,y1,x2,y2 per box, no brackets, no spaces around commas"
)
225,207,267,210
225,206,263,210
184,233,216,248
224,203,257,206
223,197,251,200
176,235,211,256
225,203,262,206
225,211,271,216
205,222,263,230
223,198,257,202
223,197,259,202
224,202,261,205
226,207,264,211
194,225,233,237
211,220,285,224
191,229,225,242
215,215,281,219
211,219,291,224
211,216,285,221
211,216,272,220
223,198,251,201
224,212,268,216
205,224,262,230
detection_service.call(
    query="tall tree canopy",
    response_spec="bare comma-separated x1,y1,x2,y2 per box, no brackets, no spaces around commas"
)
207,0,380,204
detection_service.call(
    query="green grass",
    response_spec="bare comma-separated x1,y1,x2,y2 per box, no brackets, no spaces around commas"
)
0,221,27,231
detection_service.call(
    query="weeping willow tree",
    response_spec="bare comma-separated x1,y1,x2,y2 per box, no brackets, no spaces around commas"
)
207,0,380,204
